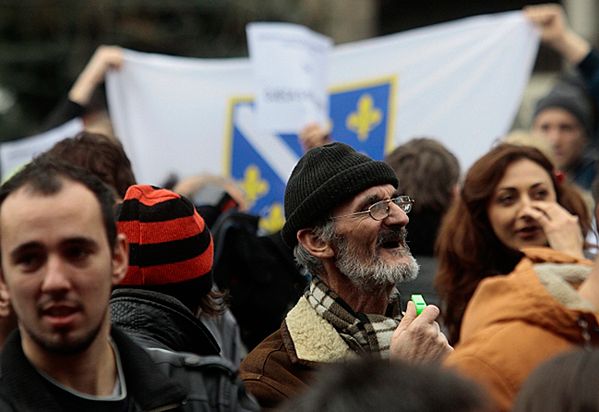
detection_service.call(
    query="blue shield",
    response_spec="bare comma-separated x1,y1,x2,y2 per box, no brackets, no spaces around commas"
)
227,77,395,232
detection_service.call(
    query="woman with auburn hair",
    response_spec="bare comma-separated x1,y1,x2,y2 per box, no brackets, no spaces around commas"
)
435,143,592,345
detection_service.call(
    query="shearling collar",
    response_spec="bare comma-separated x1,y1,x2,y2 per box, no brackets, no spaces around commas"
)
520,246,595,311
534,263,594,311
283,297,355,363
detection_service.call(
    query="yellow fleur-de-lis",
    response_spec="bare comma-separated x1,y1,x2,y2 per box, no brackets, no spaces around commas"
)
346,94,382,141
240,164,269,205
259,203,285,234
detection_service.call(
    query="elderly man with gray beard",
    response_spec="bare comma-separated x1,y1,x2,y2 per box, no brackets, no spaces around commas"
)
240,142,452,410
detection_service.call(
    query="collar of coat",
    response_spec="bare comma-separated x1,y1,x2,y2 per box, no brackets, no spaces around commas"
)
520,247,594,311
110,287,220,356
283,296,356,364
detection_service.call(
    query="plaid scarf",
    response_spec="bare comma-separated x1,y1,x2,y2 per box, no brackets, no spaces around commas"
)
305,278,401,358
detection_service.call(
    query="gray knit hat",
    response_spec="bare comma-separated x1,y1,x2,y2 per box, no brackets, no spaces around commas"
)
533,84,593,138
282,142,398,247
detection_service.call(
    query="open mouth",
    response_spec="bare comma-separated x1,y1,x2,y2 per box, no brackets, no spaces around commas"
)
377,229,407,250
39,302,82,328
43,306,79,317
381,239,401,249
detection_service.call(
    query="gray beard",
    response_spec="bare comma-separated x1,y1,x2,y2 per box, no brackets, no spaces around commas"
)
333,228,419,293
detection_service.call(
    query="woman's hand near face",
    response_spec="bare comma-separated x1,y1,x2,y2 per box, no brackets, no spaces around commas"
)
524,200,584,258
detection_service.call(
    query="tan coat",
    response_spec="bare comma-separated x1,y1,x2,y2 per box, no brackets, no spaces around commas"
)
444,247,599,411
240,296,355,410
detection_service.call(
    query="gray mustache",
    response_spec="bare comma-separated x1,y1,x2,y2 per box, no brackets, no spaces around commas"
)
376,227,408,247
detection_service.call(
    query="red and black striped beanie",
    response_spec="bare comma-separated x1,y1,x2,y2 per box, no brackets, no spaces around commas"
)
116,185,214,287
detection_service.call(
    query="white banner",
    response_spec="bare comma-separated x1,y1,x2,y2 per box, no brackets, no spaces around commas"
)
107,11,539,228
247,22,333,133
0,118,83,181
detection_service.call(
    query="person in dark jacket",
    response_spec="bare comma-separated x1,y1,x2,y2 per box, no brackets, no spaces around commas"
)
111,184,243,364
0,158,257,411
531,84,598,190
525,4,599,191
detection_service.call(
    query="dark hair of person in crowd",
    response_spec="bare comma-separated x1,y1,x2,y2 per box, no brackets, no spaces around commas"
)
279,357,488,412
513,349,599,412
384,137,460,255
0,156,117,250
43,131,136,199
435,143,592,344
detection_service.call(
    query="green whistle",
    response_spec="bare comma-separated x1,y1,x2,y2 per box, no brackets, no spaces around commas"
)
411,294,426,315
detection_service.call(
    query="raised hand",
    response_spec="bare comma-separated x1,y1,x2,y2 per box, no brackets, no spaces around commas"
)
523,3,590,64
522,200,584,258
69,45,124,105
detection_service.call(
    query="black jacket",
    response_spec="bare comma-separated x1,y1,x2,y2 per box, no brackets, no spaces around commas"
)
0,327,258,411
110,288,221,356
109,289,258,411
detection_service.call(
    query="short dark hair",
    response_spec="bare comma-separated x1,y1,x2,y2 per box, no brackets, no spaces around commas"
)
385,137,460,214
0,157,117,250
42,131,136,198
384,137,460,255
280,357,487,412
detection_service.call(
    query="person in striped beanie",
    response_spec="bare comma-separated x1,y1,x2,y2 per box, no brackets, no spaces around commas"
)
110,184,240,360
116,184,214,297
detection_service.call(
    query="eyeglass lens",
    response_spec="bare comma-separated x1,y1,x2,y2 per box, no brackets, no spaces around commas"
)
370,197,412,220
396,197,413,213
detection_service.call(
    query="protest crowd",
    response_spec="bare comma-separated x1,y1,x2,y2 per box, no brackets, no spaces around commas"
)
3,3,599,411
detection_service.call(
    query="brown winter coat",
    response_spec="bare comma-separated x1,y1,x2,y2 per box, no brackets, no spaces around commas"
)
240,296,355,410
444,247,599,411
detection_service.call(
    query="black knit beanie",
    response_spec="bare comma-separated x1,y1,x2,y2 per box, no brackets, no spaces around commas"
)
533,84,593,139
282,142,398,247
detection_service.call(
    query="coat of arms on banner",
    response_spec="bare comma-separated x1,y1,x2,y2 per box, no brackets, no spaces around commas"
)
225,76,396,233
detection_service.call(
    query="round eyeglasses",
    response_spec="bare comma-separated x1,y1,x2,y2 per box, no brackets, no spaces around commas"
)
331,195,414,221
